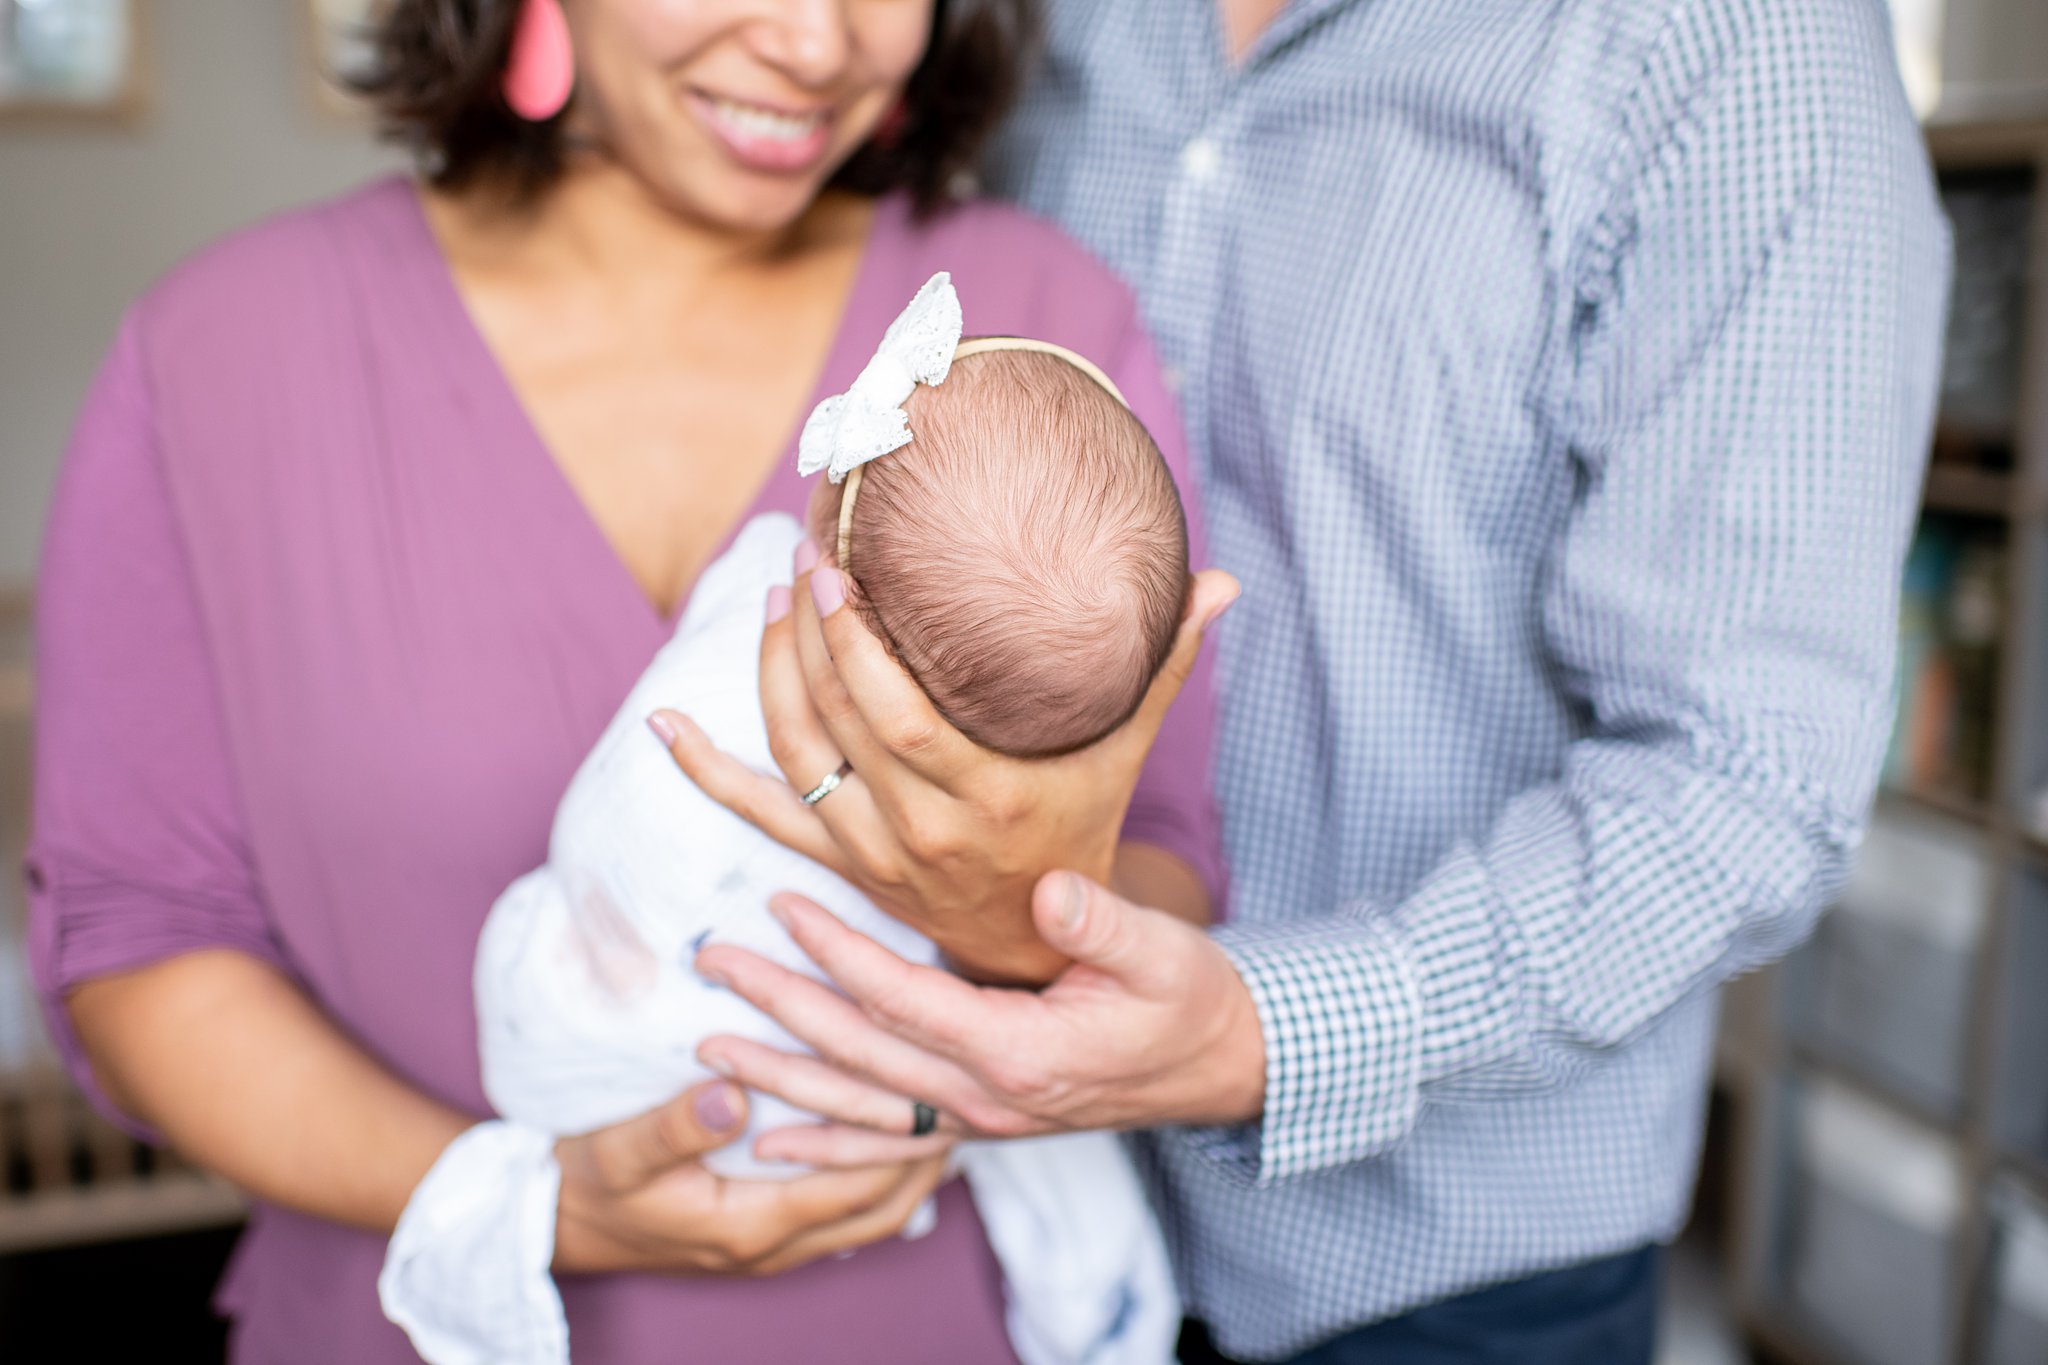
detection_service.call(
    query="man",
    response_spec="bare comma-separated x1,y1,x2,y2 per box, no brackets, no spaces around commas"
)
675,0,1950,1358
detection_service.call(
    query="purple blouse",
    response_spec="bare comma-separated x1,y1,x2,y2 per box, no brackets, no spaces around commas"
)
27,178,1221,1364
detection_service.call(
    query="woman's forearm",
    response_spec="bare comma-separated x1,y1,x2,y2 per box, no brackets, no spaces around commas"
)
67,949,471,1234
1112,842,1212,927
947,844,1210,986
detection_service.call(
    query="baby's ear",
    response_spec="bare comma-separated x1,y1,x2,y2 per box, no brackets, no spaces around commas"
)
840,571,871,613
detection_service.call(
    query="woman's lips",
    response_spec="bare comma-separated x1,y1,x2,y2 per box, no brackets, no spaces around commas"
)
688,91,835,174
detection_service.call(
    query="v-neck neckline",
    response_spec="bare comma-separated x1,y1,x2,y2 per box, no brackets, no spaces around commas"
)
397,179,905,638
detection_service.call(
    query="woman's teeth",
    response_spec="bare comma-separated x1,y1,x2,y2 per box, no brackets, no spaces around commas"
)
707,97,826,143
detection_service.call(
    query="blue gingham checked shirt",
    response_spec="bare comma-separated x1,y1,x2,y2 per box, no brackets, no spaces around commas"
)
986,0,1950,1357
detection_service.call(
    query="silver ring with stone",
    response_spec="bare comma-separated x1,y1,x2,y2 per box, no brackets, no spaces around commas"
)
801,760,853,806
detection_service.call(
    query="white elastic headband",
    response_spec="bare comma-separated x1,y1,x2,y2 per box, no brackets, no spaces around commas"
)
796,272,1129,567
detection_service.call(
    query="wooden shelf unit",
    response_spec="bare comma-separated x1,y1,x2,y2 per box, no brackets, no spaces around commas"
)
1724,120,2048,1365
0,1067,245,1255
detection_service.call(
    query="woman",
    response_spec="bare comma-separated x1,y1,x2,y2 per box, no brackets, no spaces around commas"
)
26,1,1224,1359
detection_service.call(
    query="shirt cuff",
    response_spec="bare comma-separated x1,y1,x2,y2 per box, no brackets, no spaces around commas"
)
1186,913,1424,1185
26,849,294,1142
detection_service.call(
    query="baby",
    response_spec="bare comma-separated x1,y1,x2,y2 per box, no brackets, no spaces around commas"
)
379,276,1189,1365
821,336,1188,759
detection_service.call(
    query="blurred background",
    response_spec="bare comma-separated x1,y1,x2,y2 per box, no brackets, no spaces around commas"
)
3,1,2047,1362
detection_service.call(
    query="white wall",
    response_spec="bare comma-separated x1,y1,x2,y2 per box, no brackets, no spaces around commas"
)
0,0,400,583
1942,0,2048,122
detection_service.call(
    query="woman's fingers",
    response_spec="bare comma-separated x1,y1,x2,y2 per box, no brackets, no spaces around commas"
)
722,1152,907,1229
802,566,980,792
1103,568,1239,763
758,577,886,790
698,1036,950,1139
703,1153,918,1270
648,710,846,873
574,1080,748,1193
745,1156,950,1277
753,1123,957,1170
776,563,902,785
754,610,934,892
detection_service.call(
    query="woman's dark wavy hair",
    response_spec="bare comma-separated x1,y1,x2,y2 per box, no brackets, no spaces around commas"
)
351,0,1038,214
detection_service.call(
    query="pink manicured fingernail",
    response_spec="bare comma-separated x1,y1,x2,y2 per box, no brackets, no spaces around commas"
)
700,1049,735,1078
810,566,845,617
646,713,679,744
767,900,793,931
694,1083,739,1132
795,537,820,576
765,586,792,625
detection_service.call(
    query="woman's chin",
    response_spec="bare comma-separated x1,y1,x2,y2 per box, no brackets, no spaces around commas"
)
635,164,843,239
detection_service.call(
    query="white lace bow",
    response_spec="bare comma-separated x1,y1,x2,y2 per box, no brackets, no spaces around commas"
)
797,271,963,484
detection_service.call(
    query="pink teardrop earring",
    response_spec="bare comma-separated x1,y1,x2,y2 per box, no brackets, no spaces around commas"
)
502,0,574,122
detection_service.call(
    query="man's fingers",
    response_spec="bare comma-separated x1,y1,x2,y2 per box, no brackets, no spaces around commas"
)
693,945,988,1117
1031,870,1177,991
648,710,845,872
1107,568,1239,761
581,1080,747,1192
805,566,979,790
754,1123,957,1170
697,1036,946,1138
772,894,1006,1060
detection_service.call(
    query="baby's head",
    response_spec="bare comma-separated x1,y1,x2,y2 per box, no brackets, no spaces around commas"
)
809,346,1188,758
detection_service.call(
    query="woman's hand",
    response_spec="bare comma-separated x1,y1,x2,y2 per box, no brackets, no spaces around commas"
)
691,870,1267,1165
651,549,1238,984
552,1080,950,1277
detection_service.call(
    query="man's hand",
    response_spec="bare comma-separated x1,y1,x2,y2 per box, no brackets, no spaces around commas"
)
692,871,1267,1167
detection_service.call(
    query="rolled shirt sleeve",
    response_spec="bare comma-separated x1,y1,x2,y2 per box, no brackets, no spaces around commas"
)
1197,5,1950,1183
27,312,292,1133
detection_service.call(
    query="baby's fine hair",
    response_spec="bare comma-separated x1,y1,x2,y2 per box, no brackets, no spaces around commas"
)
833,347,1189,758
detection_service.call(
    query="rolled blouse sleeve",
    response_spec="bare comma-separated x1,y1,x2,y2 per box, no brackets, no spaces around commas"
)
1103,317,1228,911
26,313,290,1130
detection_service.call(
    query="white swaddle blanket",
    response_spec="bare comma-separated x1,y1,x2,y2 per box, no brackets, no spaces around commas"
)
380,512,1179,1365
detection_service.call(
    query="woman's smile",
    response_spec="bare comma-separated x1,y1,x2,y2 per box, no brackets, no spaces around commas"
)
685,88,837,174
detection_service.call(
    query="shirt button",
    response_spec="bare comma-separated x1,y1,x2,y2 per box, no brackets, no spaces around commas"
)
1179,137,1223,183
1162,365,1187,394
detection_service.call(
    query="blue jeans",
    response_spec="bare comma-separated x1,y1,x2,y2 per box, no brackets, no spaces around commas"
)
1179,1245,1662,1365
